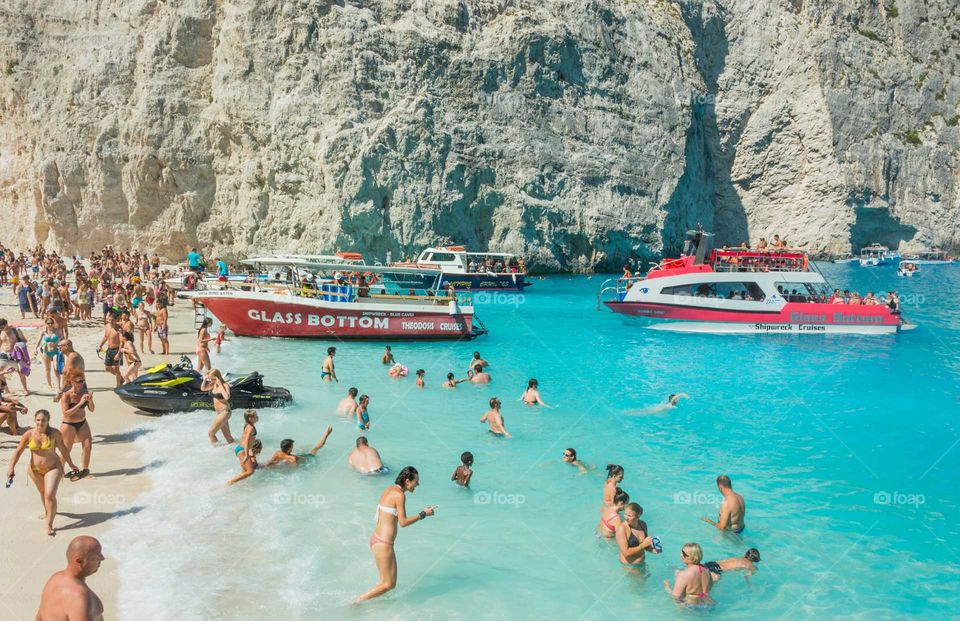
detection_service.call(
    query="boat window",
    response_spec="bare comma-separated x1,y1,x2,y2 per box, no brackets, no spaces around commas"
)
660,282,765,301
773,281,829,303
428,253,457,263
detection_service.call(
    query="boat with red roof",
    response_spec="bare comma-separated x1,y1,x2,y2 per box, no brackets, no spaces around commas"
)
598,230,913,334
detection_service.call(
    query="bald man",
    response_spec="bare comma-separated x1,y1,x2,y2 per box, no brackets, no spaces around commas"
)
36,536,104,621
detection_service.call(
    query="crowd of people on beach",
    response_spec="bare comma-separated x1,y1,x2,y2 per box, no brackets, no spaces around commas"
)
1,241,766,617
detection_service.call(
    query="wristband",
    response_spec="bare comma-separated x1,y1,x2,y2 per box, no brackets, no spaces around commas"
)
419,511,427,520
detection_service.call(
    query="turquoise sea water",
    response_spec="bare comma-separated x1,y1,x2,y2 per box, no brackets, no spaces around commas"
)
106,263,960,620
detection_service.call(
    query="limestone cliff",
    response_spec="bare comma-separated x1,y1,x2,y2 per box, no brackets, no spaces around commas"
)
0,0,957,270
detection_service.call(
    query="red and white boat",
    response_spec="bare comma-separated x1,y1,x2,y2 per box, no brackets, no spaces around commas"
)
599,231,913,335
185,260,485,340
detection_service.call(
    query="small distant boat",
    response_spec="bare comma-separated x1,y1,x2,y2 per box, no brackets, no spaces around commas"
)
391,246,530,291
859,244,897,267
901,250,956,265
897,261,920,277
831,253,859,264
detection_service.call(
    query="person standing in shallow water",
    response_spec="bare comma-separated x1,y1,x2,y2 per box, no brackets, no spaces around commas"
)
702,474,746,533
480,397,511,437
357,466,436,602
321,347,338,382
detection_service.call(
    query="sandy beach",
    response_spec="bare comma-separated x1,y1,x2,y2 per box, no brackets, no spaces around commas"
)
0,290,197,621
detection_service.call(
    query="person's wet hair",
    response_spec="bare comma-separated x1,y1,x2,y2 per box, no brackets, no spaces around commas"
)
356,436,368,447
348,387,358,397
460,451,473,466
447,372,455,380
280,439,294,453
395,466,419,487
625,502,642,516
565,447,577,459
528,378,538,388
746,548,761,562
613,488,629,505
606,464,624,479
474,364,483,373
716,474,732,488
489,397,500,408
251,439,263,452
416,369,424,377
327,347,336,355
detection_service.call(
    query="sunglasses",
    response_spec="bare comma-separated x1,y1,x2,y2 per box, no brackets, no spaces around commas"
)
563,453,573,459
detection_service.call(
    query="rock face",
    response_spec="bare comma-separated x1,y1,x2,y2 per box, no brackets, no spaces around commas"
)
0,0,958,270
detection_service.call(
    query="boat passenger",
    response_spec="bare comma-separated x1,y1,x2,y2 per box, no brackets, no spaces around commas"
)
756,238,767,251
864,291,878,305
701,475,746,533
266,426,333,466
622,265,632,280
663,543,715,607
598,487,628,538
356,467,436,602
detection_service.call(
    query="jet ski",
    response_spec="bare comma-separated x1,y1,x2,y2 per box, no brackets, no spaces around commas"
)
115,357,293,414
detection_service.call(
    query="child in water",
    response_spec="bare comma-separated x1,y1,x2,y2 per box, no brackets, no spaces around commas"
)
416,369,425,388
451,452,474,487
214,325,229,354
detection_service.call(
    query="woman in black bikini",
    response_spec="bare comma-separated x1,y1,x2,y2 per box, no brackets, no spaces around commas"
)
59,373,94,480
616,502,656,571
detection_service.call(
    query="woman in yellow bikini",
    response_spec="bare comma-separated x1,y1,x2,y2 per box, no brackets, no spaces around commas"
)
6,409,79,535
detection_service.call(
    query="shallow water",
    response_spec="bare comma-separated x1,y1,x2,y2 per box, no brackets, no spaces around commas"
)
106,263,960,620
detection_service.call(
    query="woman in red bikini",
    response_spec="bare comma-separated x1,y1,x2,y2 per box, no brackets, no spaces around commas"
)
664,542,715,607
597,487,629,538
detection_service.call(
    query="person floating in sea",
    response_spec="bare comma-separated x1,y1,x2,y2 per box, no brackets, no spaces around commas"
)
480,397,511,437
36,536,105,620
632,393,690,415
598,487,628,538
321,346,338,382
451,451,474,487
357,467,436,602
704,548,760,582
616,502,656,571
348,436,387,474
337,387,359,416
6,409,79,535
702,475,746,533
266,426,334,467
381,346,395,365
387,363,408,378
562,448,589,474
520,378,549,406
603,464,625,507
663,542,715,607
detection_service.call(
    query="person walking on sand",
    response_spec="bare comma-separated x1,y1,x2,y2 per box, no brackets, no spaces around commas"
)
201,369,234,445
480,397,511,437
357,467,436,602
59,374,94,481
702,474,746,533
119,331,141,384
155,298,170,355
321,347,338,382
56,340,85,394
96,313,123,388
196,318,214,372
6,409,79,535
36,536,105,620
136,303,154,355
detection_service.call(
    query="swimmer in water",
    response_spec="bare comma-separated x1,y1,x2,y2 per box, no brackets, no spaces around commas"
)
598,488,628,538
321,347,337,383
466,351,488,373
616,502,656,570
701,475,746,534
664,542,715,607
470,364,491,383
631,393,690,415
348,436,387,474
381,345,395,365
415,369,425,388
451,451,474,487
603,464,625,507
704,548,760,582
337,387,359,416
266,426,333,466
443,372,466,388
562,447,589,474
519,378,549,406
480,397,511,437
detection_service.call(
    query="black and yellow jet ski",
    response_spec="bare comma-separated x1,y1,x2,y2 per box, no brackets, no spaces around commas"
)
115,357,292,414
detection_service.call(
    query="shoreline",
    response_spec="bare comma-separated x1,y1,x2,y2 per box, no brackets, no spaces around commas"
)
0,291,198,621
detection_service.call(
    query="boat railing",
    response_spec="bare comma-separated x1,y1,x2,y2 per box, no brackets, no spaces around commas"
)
596,276,641,309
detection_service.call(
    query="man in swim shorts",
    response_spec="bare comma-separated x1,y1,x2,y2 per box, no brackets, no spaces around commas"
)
321,347,337,382
36,536,105,621
265,426,333,466
348,436,387,474
701,474,746,533
97,314,123,387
